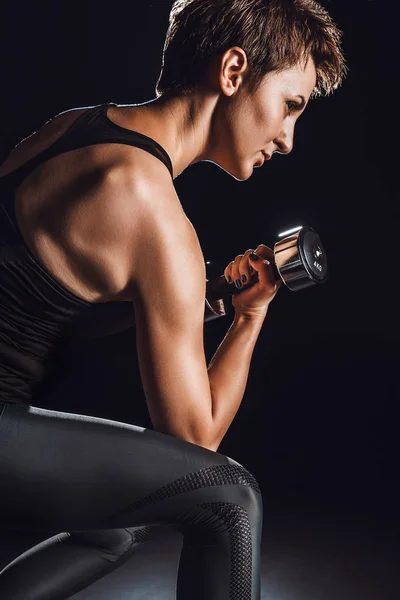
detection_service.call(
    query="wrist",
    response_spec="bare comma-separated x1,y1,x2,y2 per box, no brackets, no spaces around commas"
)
233,306,269,324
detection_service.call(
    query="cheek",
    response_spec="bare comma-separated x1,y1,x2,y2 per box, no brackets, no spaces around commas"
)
228,103,260,149
254,101,283,141
238,105,268,147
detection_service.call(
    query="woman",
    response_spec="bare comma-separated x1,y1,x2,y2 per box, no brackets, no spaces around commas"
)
0,1,345,598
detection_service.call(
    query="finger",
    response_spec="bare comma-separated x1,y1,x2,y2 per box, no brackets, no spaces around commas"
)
249,253,277,287
232,254,245,288
239,250,256,285
254,244,275,262
224,260,235,284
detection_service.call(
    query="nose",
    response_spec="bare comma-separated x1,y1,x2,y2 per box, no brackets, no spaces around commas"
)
273,129,293,155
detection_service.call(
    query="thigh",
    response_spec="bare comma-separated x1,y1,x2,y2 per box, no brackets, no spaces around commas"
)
0,402,235,534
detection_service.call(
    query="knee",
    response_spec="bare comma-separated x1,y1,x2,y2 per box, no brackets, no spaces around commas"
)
179,456,263,523
168,458,263,539
195,461,263,549
203,457,263,515
204,455,261,492
178,461,263,541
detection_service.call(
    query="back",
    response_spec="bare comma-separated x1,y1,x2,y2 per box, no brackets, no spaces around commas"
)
0,103,175,304
0,103,216,450
0,103,176,406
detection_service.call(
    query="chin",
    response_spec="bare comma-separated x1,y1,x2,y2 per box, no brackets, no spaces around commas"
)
236,163,255,182
215,161,253,182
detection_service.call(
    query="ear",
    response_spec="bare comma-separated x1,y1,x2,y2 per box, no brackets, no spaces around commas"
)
219,46,248,96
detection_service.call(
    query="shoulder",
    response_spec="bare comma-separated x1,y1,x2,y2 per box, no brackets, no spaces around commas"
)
105,146,179,217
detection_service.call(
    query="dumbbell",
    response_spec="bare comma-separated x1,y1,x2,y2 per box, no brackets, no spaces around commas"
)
205,226,328,322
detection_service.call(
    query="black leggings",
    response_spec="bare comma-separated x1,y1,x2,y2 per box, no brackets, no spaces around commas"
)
0,401,263,600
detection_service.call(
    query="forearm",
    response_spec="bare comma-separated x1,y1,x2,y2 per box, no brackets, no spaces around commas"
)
207,309,268,451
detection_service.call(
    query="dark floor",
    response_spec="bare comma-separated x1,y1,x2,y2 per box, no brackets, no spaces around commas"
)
1,502,398,599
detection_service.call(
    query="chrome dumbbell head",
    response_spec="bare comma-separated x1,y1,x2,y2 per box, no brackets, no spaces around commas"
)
204,225,328,321
273,226,328,292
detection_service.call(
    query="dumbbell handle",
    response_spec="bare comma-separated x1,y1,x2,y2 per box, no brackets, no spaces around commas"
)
206,261,281,303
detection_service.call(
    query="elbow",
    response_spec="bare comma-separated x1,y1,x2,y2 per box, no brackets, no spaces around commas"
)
162,428,219,453
192,414,221,452
190,436,219,452
191,420,220,452
188,427,221,452
190,437,220,452
152,412,218,452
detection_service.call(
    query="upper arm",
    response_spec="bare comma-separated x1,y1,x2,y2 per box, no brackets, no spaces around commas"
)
120,170,214,447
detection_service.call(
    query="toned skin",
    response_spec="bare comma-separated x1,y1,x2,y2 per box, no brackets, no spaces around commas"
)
122,47,317,181
0,47,317,449
122,50,316,448
112,47,317,312
0,46,316,308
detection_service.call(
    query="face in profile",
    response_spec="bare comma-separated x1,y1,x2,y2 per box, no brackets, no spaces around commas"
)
209,55,318,181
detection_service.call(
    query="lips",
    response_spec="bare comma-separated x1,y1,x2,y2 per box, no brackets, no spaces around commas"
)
258,152,270,167
255,151,271,168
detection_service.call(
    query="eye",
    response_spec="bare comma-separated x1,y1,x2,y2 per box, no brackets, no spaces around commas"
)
286,101,297,116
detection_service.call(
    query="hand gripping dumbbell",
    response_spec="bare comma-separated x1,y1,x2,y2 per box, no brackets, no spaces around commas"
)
204,226,328,322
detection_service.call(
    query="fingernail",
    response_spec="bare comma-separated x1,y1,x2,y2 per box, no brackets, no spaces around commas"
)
235,279,242,289
241,274,247,283
226,275,232,284
249,266,254,274
249,253,259,261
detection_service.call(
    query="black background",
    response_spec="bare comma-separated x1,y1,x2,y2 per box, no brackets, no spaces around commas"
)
1,0,398,524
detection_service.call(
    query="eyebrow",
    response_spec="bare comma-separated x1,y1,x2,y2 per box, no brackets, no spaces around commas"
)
296,95,307,110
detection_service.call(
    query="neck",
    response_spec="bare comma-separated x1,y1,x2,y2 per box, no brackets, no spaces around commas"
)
130,91,219,179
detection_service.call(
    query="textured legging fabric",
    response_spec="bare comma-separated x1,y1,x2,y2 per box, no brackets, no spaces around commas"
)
0,401,263,599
